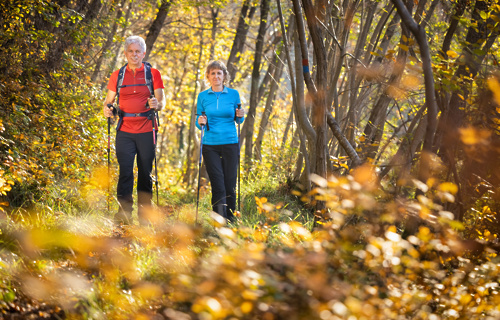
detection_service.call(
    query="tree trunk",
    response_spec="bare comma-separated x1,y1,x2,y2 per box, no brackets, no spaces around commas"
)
422,0,440,27
144,0,172,61
100,0,133,91
242,0,269,168
329,0,358,127
432,0,468,152
293,24,316,172
391,0,439,185
91,0,127,82
360,0,412,162
436,0,491,156
254,50,285,161
440,0,468,58
226,0,257,83
362,3,395,65
257,61,276,103
281,106,294,149
277,0,311,182
209,7,219,61
374,14,401,64
436,0,498,220
379,105,426,181
182,12,205,187
343,0,378,150
297,127,311,191
158,54,188,164
326,113,362,166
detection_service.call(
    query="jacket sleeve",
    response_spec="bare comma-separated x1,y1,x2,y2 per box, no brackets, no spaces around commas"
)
152,68,165,89
107,70,119,92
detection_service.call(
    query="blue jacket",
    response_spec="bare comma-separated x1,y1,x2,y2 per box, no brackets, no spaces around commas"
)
196,86,245,145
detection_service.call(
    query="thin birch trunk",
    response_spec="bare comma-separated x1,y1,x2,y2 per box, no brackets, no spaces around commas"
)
254,50,285,161
242,0,269,168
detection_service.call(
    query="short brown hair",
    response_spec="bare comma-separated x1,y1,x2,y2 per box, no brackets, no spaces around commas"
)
205,60,230,86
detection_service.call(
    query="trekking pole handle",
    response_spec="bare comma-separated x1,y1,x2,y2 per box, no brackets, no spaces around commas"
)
106,104,113,115
148,95,157,111
107,104,117,116
201,111,209,131
237,103,243,119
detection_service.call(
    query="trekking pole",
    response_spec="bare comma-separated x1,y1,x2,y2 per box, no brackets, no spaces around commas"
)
150,97,159,206
195,112,207,224
106,104,113,213
155,110,160,205
237,104,242,213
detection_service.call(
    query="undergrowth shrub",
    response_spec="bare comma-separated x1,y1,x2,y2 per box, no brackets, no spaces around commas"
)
0,164,500,319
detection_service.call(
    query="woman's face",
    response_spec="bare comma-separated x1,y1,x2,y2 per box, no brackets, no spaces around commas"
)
207,68,225,88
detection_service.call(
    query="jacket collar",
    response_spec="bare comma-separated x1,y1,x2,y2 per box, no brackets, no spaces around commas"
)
208,86,228,94
126,63,145,72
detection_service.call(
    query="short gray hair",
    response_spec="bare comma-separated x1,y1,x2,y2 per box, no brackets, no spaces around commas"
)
125,36,146,52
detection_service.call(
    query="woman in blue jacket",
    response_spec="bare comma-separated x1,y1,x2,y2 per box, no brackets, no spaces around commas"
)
196,60,245,222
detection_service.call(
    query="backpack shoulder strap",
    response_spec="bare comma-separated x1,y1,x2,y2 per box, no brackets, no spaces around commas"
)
116,63,128,106
143,61,154,97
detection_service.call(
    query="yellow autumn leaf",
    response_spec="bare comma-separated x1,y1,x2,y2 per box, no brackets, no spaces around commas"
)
387,225,397,233
401,75,421,89
487,77,500,107
345,296,363,314
289,221,312,241
132,282,163,300
459,127,491,145
255,196,267,207
241,301,253,313
398,44,409,51
447,50,459,58
482,206,492,214
253,229,268,242
386,85,405,99
438,182,458,195
242,290,260,301
352,164,377,189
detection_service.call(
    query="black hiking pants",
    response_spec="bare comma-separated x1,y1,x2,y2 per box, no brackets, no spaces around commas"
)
202,143,239,222
115,130,155,224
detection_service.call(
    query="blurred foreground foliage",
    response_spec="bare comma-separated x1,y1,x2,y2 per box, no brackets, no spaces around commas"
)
1,166,500,319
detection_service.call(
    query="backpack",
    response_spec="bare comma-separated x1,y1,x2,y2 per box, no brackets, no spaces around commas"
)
116,61,154,103
114,61,156,130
